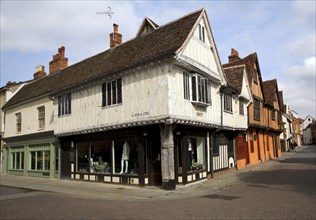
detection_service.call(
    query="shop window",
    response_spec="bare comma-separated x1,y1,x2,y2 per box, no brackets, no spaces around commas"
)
76,142,90,172
11,152,24,170
30,150,50,171
75,139,139,176
113,140,138,175
91,140,112,174
187,137,205,172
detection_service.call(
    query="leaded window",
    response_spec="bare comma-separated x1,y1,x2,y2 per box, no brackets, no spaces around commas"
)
183,73,210,105
102,78,122,107
58,93,71,116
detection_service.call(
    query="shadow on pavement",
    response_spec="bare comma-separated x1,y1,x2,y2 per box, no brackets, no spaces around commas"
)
237,145,316,198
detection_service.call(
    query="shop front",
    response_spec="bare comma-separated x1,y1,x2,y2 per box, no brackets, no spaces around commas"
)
2,131,58,179
59,124,214,188
174,126,210,185
59,125,162,187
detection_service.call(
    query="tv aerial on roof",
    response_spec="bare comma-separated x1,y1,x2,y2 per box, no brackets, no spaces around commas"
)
96,6,114,19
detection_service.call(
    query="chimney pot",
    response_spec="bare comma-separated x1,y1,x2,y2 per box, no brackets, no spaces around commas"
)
113,23,118,33
49,46,68,74
231,48,239,57
110,24,122,48
34,65,46,79
228,48,241,63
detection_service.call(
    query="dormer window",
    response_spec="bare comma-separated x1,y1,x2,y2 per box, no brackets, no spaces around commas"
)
198,24,205,43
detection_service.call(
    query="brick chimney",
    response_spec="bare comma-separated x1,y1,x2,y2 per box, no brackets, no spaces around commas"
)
33,65,46,79
49,46,68,74
228,48,241,63
109,23,122,48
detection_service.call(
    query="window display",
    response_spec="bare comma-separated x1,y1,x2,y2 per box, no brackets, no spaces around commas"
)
187,137,205,172
113,140,138,175
75,139,139,175
90,140,112,174
76,142,89,172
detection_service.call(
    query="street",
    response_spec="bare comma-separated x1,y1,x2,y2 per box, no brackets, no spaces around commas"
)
1,145,315,220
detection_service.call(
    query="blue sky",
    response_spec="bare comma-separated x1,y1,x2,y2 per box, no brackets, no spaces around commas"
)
1,1,315,119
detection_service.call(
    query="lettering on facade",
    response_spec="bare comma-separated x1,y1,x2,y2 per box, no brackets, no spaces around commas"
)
196,112,203,117
132,111,150,117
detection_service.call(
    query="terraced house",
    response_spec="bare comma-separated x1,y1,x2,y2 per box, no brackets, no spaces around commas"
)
223,49,283,167
2,9,257,190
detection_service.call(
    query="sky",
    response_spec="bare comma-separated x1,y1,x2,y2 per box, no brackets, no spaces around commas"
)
0,0,315,119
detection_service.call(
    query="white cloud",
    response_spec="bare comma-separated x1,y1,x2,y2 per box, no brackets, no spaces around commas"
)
287,56,316,77
0,1,139,62
279,56,316,118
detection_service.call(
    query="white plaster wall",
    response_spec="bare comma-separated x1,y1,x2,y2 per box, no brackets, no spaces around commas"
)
168,67,221,125
181,19,219,77
55,63,169,135
4,97,54,138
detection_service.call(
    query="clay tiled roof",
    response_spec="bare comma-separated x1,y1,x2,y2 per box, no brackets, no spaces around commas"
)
262,79,277,107
223,66,244,94
3,9,203,110
278,91,284,113
223,53,258,86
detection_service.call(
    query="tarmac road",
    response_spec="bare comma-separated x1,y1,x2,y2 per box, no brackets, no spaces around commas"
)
1,145,315,219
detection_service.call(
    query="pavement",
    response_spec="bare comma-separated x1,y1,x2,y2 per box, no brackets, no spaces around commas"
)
0,147,302,202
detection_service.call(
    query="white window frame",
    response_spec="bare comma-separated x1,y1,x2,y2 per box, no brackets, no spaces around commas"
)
38,106,45,129
183,72,210,106
16,112,21,133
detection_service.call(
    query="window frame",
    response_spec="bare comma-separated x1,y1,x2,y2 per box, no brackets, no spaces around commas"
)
30,150,50,171
239,99,244,115
11,151,24,170
102,78,122,107
16,112,21,133
58,93,71,116
183,72,210,106
271,109,276,121
253,98,260,121
198,24,205,43
224,92,233,112
38,106,45,129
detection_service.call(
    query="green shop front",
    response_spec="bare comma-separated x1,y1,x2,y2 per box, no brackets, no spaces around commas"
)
2,131,59,179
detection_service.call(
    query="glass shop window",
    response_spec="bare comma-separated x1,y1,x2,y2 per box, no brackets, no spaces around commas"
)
187,137,206,172
90,140,112,174
113,140,138,175
76,142,90,172
11,151,24,170
30,150,50,171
